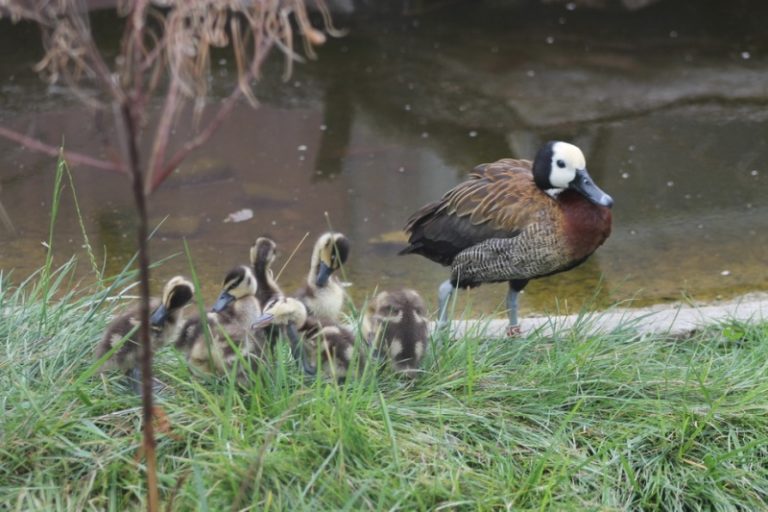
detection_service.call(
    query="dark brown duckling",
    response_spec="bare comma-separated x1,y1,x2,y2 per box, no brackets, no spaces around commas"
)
363,288,429,378
250,236,283,310
296,231,350,325
96,276,194,392
400,141,613,336
174,266,264,383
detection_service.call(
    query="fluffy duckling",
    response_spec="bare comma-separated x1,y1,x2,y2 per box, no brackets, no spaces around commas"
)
252,296,311,371
296,232,350,325
96,276,194,392
363,289,429,378
254,296,365,381
175,266,265,383
250,236,283,310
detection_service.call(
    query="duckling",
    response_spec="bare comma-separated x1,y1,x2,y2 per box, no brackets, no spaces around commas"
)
363,289,429,378
252,296,311,372
254,296,365,382
296,232,350,325
250,236,284,350
174,266,265,383
96,276,194,392
400,141,613,336
250,236,283,310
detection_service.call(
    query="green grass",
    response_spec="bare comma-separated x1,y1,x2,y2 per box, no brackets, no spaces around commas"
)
2,262,768,511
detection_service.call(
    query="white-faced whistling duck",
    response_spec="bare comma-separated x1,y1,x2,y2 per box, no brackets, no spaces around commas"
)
174,265,264,383
96,276,194,393
296,232,350,325
400,141,613,336
363,289,429,378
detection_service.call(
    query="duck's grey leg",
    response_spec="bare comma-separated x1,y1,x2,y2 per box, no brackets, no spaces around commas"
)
124,367,142,395
506,280,529,337
285,324,302,363
123,366,166,395
437,279,455,331
506,288,519,328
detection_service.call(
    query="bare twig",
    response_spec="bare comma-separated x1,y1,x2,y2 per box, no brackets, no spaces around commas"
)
0,126,124,173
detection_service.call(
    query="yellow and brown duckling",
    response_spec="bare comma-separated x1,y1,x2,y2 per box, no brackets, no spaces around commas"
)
174,265,265,383
363,289,429,378
296,231,351,325
95,276,194,392
254,296,365,382
252,296,310,371
400,141,613,336
250,236,283,310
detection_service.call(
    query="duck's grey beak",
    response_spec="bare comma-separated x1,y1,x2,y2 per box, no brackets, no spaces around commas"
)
149,304,168,326
252,313,274,330
212,292,235,312
316,261,334,287
570,169,614,208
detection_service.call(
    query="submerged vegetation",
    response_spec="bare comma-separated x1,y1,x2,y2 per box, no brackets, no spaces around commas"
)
2,254,768,510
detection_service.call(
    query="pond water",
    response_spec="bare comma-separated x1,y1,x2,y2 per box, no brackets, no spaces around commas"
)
0,2,766,319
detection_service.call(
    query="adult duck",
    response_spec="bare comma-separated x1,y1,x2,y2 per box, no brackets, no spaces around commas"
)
400,141,613,336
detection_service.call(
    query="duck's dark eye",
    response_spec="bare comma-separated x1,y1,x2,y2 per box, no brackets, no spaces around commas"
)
556,159,566,169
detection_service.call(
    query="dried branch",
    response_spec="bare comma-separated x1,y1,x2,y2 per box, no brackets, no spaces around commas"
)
0,126,124,173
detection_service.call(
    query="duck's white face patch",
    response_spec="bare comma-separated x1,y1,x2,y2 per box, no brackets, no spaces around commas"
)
549,142,585,189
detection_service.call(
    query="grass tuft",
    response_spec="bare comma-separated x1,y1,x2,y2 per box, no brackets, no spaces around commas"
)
2,263,768,510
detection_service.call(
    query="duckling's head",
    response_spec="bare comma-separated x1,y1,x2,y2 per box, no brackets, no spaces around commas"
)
212,265,257,312
533,141,613,208
311,232,350,287
252,297,307,329
250,237,278,274
368,289,427,323
150,276,195,326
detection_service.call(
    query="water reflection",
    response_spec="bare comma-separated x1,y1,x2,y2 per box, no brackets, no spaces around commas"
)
0,2,766,318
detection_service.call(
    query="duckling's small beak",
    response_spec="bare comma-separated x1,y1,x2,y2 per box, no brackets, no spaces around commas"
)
150,304,168,326
212,291,235,312
316,261,334,287
570,169,614,208
251,313,275,330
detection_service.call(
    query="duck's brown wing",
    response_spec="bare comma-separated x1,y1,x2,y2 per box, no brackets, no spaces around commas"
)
400,159,547,266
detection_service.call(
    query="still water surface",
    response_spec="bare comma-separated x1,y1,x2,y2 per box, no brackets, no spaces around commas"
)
0,3,766,318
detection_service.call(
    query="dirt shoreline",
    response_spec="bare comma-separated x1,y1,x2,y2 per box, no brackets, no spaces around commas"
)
442,293,768,338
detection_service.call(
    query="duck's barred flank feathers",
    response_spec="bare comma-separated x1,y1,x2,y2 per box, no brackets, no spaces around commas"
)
450,221,568,287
